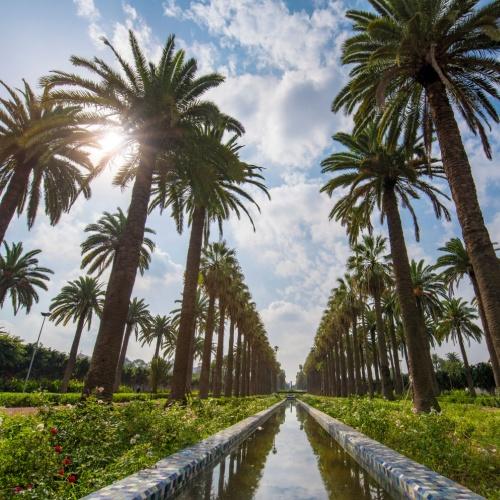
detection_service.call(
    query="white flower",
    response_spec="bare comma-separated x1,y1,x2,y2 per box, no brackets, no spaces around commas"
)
36,423,45,432
97,399,104,404
96,387,104,394
130,434,140,445
66,404,73,408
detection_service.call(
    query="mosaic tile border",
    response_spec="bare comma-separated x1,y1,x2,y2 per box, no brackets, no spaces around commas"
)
297,400,484,500
82,399,286,500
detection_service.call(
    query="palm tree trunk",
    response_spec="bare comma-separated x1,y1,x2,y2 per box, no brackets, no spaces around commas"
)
186,331,196,393
242,337,248,396
224,317,235,396
427,81,500,362
373,292,395,400
199,293,216,398
338,335,347,396
352,317,363,394
370,328,381,389
456,328,476,397
84,149,156,399
0,162,32,245
469,273,500,388
61,314,86,393
234,328,242,396
383,188,439,411
333,339,340,396
114,323,134,392
170,205,206,401
151,335,162,394
344,328,355,395
213,300,226,397
388,317,403,394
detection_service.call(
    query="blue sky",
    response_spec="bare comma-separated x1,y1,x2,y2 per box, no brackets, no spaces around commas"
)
1,0,499,380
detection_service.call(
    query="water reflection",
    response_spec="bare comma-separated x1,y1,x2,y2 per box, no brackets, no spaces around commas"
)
175,401,390,500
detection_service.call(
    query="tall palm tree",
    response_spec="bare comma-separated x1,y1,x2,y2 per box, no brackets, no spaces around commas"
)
347,236,394,400
139,314,175,393
198,242,237,398
152,115,268,401
114,298,151,392
333,0,500,362
43,31,225,398
436,298,482,396
50,276,104,393
0,242,52,314
81,208,155,277
435,238,500,387
322,124,449,411
0,80,94,244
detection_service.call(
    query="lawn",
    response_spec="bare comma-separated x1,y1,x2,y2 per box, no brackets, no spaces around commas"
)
0,395,281,498
301,395,499,499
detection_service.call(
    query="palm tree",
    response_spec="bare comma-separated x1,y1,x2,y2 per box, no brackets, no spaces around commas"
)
322,124,449,411
81,208,155,277
435,238,500,387
436,298,482,396
139,314,175,393
333,0,500,363
0,80,94,244
0,242,53,314
347,235,394,400
152,115,268,401
50,276,104,393
114,298,151,392
43,31,225,398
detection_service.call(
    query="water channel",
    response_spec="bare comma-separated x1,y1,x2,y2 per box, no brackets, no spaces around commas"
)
175,401,390,499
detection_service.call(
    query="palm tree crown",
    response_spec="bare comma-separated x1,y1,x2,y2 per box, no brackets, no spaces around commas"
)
49,276,104,328
0,80,94,243
0,242,53,313
81,208,155,276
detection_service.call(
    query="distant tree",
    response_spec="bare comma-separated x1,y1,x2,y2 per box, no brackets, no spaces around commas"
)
50,276,104,392
0,242,53,313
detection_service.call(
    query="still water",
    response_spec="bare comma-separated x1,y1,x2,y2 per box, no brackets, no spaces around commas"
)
175,401,390,499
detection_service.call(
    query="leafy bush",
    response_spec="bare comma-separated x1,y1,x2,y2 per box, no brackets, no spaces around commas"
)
0,392,170,408
301,395,499,498
438,390,499,407
0,395,280,498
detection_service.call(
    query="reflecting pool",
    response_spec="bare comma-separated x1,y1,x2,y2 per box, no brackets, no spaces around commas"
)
175,401,390,499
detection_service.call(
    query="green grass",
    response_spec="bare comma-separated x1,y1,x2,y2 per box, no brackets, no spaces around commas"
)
0,392,170,408
0,395,281,498
301,395,499,499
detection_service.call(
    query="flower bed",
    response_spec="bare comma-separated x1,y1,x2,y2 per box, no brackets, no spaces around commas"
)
0,395,281,498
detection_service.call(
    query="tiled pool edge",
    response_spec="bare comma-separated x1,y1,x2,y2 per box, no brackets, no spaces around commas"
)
82,398,286,500
297,400,484,500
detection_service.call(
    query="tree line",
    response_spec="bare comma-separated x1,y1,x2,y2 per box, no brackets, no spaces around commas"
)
0,32,282,400
303,0,500,412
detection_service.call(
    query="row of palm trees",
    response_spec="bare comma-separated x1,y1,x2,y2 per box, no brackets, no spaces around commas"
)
0,31,280,400
302,0,500,413
304,235,495,403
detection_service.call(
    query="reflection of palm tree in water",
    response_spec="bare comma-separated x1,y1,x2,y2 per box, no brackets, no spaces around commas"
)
178,409,285,500
296,405,388,500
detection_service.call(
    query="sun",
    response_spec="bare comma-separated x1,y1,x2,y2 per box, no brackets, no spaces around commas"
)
98,130,125,153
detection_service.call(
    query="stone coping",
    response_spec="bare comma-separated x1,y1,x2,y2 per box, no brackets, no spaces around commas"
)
297,400,484,500
82,398,286,500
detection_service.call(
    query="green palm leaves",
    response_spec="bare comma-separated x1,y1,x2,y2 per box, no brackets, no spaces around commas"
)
49,276,104,329
81,208,156,276
0,80,94,243
334,0,499,153
0,242,53,314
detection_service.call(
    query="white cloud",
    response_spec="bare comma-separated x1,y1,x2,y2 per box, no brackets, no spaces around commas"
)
184,0,345,72
74,0,100,20
163,0,183,18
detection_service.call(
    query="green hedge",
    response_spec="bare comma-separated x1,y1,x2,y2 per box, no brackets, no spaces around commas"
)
0,392,170,408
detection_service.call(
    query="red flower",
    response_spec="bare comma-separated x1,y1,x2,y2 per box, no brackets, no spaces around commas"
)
62,456,72,466
14,486,23,493
50,427,58,435
54,445,63,454
58,468,65,476
67,474,77,483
